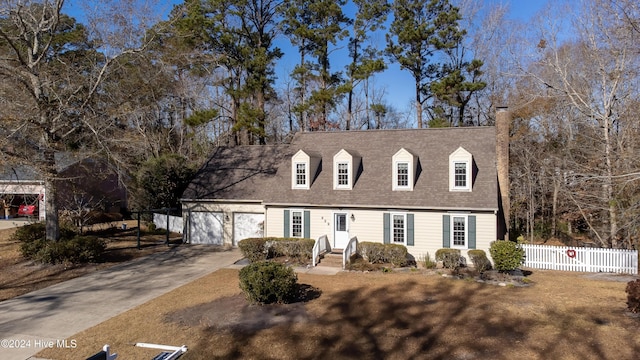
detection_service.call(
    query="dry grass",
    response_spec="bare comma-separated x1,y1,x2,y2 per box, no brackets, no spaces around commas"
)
0,221,182,302
37,267,639,360
3,224,637,359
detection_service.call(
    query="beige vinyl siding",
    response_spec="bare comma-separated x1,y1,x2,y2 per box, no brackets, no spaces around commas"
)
411,212,496,263
347,210,383,243
311,209,333,240
182,201,265,246
265,207,284,238
266,207,496,263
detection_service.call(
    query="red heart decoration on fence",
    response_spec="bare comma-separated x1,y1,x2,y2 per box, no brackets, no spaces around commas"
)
566,249,576,258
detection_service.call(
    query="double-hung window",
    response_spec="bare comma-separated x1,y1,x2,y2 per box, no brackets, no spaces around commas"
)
449,147,472,191
392,149,414,191
443,214,475,249
396,162,409,188
295,163,307,187
291,210,303,238
452,216,467,247
392,214,406,244
454,162,467,189
337,162,349,187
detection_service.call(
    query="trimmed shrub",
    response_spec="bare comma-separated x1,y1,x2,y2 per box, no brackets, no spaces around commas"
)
15,223,89,264
626,279,640,313
19,235,105,264
60,236,106,263
238,238,268,263
239,261,298,304
468,249,492,272
358,242,408,267
384,244,408,267
359,242,386,263
268,238,315,263
13,222,46,244
435,248,462,269
489,240,525,272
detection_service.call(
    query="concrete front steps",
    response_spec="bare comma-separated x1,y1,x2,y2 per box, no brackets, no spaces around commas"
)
317,249,344,268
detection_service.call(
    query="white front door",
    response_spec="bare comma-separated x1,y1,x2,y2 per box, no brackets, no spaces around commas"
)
334,212,349,249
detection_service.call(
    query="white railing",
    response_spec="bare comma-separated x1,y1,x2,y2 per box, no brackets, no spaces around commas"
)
312,235,330,267
522,244,638,275
86,344,117,360
343,236,358,270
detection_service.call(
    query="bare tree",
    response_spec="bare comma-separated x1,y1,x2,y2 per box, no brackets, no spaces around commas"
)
0,0,158,241
516,0,640,248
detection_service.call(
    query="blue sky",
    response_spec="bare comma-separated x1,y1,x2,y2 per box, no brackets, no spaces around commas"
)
63,0,549,120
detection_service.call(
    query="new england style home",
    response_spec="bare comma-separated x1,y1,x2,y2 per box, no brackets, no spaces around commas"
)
181,110,510,265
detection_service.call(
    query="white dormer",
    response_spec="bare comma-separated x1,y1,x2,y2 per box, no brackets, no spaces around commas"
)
449,147,473,191
392,148,416,191
291,150,320,189
333,149,360,190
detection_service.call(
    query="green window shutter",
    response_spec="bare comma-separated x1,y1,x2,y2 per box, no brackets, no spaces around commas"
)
407,214,414,246
284,210,290,238
442,215,450,248
468,215,476,249
383,213,390,244
304,210,311,238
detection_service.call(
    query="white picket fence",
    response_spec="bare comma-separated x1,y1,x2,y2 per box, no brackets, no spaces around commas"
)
522,244,638,275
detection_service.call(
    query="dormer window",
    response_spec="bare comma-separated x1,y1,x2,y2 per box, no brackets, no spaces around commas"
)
333,149,360,190
449,147,472,191
295,163,307,187
337,162,350,187
392,148,415,191
291,150,320,190
396,163,409,187
454,162,467,188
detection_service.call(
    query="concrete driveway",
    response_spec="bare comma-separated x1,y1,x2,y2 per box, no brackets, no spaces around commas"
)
0,219,32,230
0,245,242,360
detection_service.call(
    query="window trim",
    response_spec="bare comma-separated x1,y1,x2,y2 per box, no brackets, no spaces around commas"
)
452,161,470,190
392,148,414,191
450,214,468,249
394,161,411,190
391,212,407,245
449,147,472,192
293,162,308,189
290,209,305,238
335,161,351,189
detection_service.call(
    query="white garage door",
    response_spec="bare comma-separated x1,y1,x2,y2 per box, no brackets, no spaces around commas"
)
233,213,264,245
189,212,223,245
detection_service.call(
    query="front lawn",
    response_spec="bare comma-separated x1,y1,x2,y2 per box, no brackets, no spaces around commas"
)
37,268,639,360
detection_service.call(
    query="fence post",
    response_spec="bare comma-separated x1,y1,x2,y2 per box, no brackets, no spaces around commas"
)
137,211,141,250
166,207,170,246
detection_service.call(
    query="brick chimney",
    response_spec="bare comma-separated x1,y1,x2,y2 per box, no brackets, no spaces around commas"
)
496,107,510,240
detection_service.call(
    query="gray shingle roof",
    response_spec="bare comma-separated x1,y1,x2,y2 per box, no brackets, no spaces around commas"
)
182,145,294,201
183,127,498,211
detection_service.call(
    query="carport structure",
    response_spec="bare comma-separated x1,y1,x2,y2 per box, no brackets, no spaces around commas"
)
0,166,45,221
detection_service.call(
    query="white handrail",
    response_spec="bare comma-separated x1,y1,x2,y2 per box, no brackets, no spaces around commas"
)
343,236,358,269
313,235,330,266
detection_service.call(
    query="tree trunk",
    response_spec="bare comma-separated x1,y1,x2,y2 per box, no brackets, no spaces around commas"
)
552,172,559,237
43,150,60,242
415,83,422,128
603,116,618,247
347,89,353,130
